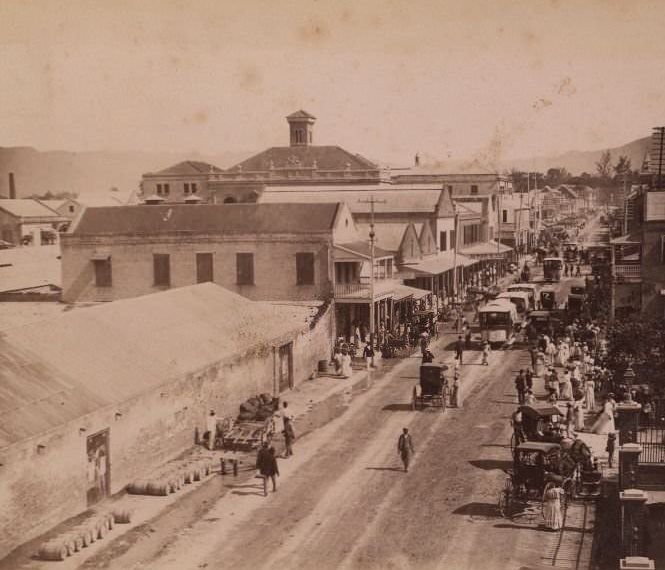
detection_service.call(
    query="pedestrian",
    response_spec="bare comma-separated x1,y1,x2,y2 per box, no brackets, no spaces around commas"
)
363,341,374,369
525,389,536,406
542,481,565,531
565,403,575,437
397,427,415,472
422,348,435,364
525,368,534,392
584,376,595,411
283,416,295,457
255,442,279,496
481,341,491,366
512,406,526,444
464,326,472,349
455,335,464,364
340,349,352,378
515,370,526,405
574,401,585,432
606,432,616,468
205,409,217,451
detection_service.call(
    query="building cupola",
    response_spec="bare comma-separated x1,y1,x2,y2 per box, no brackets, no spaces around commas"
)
287,110,316,147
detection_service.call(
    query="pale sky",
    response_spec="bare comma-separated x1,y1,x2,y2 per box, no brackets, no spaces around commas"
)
2,0,665,165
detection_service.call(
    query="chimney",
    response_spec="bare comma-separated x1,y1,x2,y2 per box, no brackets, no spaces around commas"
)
8,172,16,199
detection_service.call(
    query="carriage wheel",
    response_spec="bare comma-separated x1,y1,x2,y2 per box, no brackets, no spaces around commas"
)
412,386,417,411
498,476,513,518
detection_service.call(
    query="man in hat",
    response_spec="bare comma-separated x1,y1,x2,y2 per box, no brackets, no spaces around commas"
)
397,428,415,472
206,410,217,450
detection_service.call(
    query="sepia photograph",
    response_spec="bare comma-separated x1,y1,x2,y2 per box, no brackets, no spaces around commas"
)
1,1,665,569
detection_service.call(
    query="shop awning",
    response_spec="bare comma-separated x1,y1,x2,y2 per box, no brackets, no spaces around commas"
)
392,284,431,301
404,251,477,275
459,240,513,258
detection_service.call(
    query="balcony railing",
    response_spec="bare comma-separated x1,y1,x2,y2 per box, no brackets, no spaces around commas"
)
334,282,371,299
614,264,642,281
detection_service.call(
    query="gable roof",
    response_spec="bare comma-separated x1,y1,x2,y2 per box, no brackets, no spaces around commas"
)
70,203,342,236
287,110,316,120
0,199,64,218
149,160,224,176
0,283,311,449
229,146,378,173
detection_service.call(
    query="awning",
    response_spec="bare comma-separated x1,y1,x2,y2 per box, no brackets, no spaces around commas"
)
459,240,513,258
610,233,641,244
404,251,477,275
392,284,431,301
90,251,111,261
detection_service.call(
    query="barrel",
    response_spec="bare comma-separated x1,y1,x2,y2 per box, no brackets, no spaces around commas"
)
127,479,150,495
71,525,93,547
113,509,132,524
39,540,68,561
62,532,83,554
105,512,115,529
147,480,169,496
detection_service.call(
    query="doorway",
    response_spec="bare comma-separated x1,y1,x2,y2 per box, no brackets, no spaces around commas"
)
86,428,110,506
278,342,293,392
196,253,214,283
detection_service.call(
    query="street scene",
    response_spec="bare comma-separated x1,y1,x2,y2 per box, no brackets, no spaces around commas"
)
2,2,665,570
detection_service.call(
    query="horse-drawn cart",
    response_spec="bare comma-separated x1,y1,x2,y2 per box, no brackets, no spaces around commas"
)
412,363,449,412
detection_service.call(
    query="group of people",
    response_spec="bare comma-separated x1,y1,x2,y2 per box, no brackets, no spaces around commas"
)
255,402,297,496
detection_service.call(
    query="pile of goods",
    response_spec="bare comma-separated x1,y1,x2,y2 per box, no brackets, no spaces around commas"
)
126,457,214,497
237,393,278,422
38,511,128,561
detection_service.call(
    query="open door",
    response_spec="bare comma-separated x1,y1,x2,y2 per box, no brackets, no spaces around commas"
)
278,342,293,392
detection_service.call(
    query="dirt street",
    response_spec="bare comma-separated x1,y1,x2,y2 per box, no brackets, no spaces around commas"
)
80,327,574,570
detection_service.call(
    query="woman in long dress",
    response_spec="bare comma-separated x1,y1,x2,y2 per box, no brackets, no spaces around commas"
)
584,378,596,411
559,371,573,400
592,395,616,434
340,350,353,378
542,482,565,530
574,401,585,431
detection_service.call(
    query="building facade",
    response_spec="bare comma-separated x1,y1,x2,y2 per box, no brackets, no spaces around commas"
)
0,199,68,246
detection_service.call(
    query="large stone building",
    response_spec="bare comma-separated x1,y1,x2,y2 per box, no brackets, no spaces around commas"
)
61,202,361,303
140,161,224,204
0,283,330,558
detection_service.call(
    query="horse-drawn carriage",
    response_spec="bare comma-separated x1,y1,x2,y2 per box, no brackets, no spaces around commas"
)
412,363,449,411
510,405,564,453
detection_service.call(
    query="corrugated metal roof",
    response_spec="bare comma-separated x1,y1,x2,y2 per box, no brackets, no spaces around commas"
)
71,203,341,235
261,188,443,214
0,283,311,449
0,199,63,218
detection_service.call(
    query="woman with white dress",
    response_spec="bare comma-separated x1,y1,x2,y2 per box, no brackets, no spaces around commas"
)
340,350,353,378
584,378,596,411
574,400,585,431
592,395,616,434
542,482,565,530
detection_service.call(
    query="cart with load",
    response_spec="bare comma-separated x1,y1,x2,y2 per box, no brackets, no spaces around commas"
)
221,417,275,452
412,363,449,411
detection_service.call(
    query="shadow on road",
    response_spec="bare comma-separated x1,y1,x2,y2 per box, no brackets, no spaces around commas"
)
382,403,413,411
452,502,499,518
468,459,512,471
365,466,404,472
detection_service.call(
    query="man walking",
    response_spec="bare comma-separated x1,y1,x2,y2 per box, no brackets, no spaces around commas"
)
255,442,279,496
455,335,464,364
397,427,414,472
515,369,526,405
283,416,295,458
525,368,534,393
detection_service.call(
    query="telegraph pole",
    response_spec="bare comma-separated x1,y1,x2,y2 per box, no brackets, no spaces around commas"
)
359,196,386,351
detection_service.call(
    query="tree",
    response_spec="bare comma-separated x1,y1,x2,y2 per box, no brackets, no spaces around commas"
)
595,150,612,180
544,167,571,186
613,155,632,177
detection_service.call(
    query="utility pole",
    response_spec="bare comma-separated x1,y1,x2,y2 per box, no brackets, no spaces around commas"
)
452,202,459,299
359,196,386,350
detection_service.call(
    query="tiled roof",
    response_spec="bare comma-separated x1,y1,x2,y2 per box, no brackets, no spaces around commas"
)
150,160,224,176
0,199,65,218
287,110,316,120
230,146,378,173
0,283,311,448
71,203,341,235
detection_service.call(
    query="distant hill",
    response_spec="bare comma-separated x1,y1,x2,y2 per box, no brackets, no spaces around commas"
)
0,147,250,199
502,136,651,175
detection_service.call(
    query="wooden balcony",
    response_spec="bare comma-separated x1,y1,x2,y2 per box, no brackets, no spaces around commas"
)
334,278,398,302
613,264,642,282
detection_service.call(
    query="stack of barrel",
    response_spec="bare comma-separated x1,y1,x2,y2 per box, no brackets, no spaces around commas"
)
126,457,214,496
38,511,128,561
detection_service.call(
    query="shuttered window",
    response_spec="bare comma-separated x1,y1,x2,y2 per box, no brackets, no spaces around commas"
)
296,252,315,285
153,254,171,286
236,253,254,285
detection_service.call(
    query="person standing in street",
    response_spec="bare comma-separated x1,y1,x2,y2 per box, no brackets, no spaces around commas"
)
206,409,217,451
283,416,295,458
255,442,279,496
606,432,616,468
525,368,534,393
515,370,526,405
481,341,491,366
464,326,472,350
397,427,414,472
363,341,374,370
542,481,565,531
455,335,464,364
